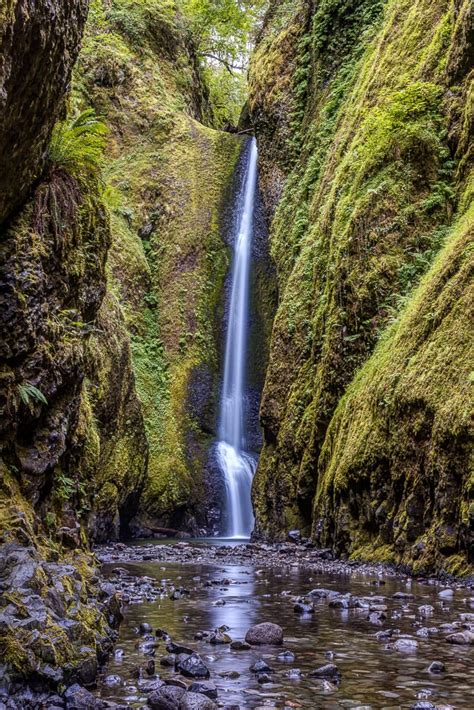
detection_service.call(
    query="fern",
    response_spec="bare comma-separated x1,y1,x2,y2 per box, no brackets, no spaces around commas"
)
34,109,108,245
48,108,108,190
17,382,48,412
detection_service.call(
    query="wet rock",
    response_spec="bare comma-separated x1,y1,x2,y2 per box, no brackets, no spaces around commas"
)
308,664,340,680
308,589,339,600
147,685,185,709
446,630,474,645
103,675,122,687
218,670,240,679
328,594,360,609
257,673,272,684
160,654,176,667
140,623,153,635
367,611,386,625
209,631,232,645
166,678,188,690
287,530,301,543
293,600,315,614
287,668,302,678
143,659,156,676
393,638,418,652
72,650,98,687
392,592,414,600
176,653,210,679
245,622,283,646
427,661,445,674
138,679,166,693
63,684,105,709
188,681,218,699
156,629,171,640
277,651,295,662
167,642,194,656
180,692,217,710
416,627,438,637
250,660,272,673
411,704,436,710
229,641,250,651
419,605,435,616
438,589,454,600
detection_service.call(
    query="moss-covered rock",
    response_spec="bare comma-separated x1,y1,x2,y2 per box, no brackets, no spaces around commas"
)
0,0,89,225
249,0,473,573
74,0,247,531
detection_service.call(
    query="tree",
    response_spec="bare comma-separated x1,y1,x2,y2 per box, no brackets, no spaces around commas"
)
183,0,266,74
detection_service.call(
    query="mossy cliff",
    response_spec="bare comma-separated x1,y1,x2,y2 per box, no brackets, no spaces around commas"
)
0,0,89,224
0,1,133,696
249,0,473,573
75,0,245,532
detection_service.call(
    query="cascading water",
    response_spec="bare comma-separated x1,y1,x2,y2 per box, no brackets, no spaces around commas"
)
216,137,258,539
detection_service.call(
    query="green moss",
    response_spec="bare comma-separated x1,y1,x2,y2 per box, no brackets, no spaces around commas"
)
250,0,472,571
72,1,244,525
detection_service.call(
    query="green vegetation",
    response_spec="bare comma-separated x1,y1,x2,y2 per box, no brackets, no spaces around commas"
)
17,382,48,411
73,0,245,527
249,0,473,572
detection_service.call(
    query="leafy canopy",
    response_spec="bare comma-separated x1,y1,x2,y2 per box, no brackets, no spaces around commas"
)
182,0,265,70
182,0,266,127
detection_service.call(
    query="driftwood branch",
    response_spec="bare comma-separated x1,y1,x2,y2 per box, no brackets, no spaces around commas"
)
147,526,182,537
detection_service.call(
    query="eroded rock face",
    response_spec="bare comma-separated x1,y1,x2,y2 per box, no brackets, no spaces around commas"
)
248,0,473,574
0,0,89,225
0,543,121,698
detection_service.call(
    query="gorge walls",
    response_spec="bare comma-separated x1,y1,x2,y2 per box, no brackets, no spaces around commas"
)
249,0,473,574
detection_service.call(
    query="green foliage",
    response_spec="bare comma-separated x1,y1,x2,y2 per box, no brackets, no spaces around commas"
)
312,0,385,76
182,0,266,126
17,383,48,412
183,0,264,64
203,64,248,128
107,0,178,51
48,109,108,191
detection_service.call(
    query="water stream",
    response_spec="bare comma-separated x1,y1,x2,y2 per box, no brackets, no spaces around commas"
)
95,545,474,709
217,138,259,539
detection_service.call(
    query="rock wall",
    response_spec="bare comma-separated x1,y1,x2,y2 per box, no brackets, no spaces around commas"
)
74,0,262,534
249,0,473,574
0,0,89,224
0,0,146,698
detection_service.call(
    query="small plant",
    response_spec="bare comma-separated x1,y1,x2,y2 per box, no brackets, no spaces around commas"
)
17,382,48,412
33,109,108,247
48,108,108,190
54,473,77,502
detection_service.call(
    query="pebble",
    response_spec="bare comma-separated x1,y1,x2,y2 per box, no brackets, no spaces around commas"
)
277,651,296,662
427,660,445,673
393,638,418,652
308,663,340,679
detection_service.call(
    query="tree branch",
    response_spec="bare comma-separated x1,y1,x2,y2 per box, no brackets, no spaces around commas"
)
200,52,244,75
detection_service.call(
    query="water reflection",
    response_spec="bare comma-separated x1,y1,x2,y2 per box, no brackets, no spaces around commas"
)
97,560,474,709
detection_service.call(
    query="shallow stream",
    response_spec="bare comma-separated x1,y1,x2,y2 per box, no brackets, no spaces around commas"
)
95,544,473,709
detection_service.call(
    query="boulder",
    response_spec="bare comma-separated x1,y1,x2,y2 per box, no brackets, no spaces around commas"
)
180,692,217,710
308,664,340,679
147,685,185,709
245,623,283,646
188,681,218,699
176,653,210,679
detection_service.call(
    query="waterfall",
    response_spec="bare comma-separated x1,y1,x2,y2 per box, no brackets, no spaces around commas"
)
216,137,258,539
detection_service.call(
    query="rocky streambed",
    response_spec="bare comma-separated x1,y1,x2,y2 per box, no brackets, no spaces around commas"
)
87,540,473,709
